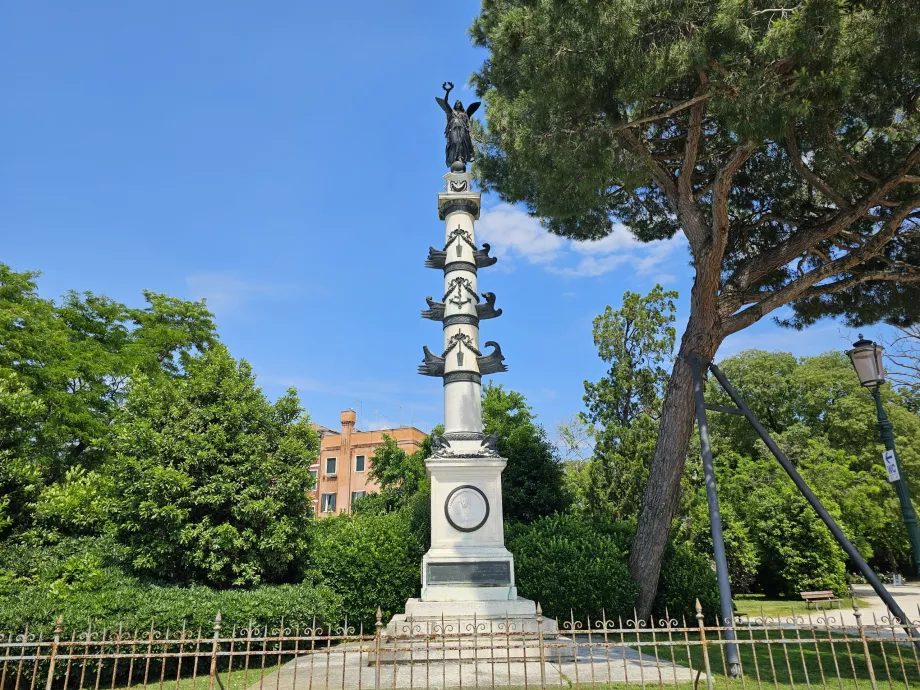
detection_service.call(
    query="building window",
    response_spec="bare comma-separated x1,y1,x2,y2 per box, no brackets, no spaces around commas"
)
321,493,337,513
355,455,366,473
325,457,337,475
351,491,366,505
309,469,318,482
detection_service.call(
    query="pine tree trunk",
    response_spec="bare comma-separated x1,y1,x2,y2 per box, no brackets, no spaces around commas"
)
628,259,724,619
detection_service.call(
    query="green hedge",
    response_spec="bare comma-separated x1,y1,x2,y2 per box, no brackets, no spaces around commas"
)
507,514,638,622
0,538,342,634
0,580,343,635
655,544,719,622
308,508,425,628
507,515,719,623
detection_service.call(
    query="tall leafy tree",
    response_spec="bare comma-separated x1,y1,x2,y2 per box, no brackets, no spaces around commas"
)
685,350,919,592
482,382,569,522
472,0,920,614
582,287,677,519
365,434,433,511
108,345,319,586
0,264,215,535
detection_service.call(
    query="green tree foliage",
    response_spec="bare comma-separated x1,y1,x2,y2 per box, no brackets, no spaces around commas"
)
682,349,920,595
108,345,319,587
507,514,718,621
0,263,215,536
471,0,920,615
356,432,435,547
362,433,433,512
482,382,569,523
308,510,425,627
581,287,677,519
507,515,637,621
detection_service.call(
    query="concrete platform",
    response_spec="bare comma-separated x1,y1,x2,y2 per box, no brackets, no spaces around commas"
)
247,641,702,690
386,598,558,636
369,633,575,664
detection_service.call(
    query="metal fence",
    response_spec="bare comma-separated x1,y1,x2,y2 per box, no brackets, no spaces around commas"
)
4,602,920,690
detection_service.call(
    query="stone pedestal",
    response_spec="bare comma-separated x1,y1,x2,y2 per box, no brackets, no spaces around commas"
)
422,458,515,602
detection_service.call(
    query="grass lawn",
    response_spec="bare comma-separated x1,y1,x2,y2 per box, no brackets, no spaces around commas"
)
733,594,871,620
107,660,284,690
584,627,920,690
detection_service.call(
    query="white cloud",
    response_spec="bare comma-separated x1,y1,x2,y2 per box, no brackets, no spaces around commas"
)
569,224,643,255
548,253,631,277
476,205,565,264
477,203,686,279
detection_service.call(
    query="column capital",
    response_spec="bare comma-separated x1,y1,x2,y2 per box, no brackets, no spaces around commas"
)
438,193,481,220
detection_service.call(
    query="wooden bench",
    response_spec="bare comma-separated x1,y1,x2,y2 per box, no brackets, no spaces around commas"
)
800,590,842,609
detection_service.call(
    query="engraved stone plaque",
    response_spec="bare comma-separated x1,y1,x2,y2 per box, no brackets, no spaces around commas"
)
427,561,511,586
444,485,489,532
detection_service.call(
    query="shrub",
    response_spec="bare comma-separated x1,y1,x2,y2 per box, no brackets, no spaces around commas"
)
654,544,719,622
0,538,342,634
0,579,343,635
308,509,424,628
107,345,320,587
507,514,638,622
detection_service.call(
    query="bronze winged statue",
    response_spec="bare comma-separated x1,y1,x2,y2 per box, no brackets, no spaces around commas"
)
435,82,480,171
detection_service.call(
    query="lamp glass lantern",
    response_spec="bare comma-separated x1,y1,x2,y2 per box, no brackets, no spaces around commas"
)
846,335,886,389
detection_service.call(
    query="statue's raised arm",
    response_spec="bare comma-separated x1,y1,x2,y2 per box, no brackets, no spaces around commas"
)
436,80,480,171
435,81,454,116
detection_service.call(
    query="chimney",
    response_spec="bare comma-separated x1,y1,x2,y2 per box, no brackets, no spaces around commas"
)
341,410,356,511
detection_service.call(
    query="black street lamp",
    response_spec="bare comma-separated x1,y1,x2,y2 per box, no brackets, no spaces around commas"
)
847,335,920,576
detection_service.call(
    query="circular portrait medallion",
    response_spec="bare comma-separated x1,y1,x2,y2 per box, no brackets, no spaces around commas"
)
444,485,490,533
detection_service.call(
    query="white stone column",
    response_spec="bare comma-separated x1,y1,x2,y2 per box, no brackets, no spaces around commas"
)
441,202,483,438
396,167,557,634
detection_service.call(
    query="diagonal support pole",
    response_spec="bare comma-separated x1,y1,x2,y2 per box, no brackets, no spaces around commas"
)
687,354,741,677
708,361,920,646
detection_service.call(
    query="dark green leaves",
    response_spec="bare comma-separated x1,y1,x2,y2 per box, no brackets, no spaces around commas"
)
108,345,320,587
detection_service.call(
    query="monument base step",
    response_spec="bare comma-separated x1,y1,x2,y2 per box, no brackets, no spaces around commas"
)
386,598,557,636
367,635,575,664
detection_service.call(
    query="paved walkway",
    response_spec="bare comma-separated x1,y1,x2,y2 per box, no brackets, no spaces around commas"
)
733,584,920,630
247,641,701,690
847,583,920,625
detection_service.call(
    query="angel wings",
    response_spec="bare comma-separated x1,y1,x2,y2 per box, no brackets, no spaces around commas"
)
435,82,481,170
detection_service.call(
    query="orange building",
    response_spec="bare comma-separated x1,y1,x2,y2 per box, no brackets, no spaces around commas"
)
310,410,428,516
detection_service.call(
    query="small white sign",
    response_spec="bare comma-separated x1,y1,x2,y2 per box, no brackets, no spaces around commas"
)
883,449,901,482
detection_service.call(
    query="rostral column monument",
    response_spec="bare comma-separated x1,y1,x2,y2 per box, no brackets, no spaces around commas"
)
389,82,555,634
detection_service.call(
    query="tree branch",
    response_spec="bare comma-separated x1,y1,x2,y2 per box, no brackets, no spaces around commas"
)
541,93,711,141
786,118,849,207
726,138,920,293
712,142,756,251
797,270,920,300
723,196,920,334
678,74,707,205
617,129,680,207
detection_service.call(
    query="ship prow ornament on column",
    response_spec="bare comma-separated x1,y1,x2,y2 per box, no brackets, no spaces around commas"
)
386,82,557,637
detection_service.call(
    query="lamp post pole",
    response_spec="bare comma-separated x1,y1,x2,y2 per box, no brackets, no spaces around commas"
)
847,334,920,578
871,385,920,575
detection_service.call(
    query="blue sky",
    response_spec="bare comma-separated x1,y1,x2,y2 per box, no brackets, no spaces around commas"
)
0,1,884,437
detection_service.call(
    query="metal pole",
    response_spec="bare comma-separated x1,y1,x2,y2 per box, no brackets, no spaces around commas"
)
872,386,920,575
687,354,740,676
709,362,920,642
